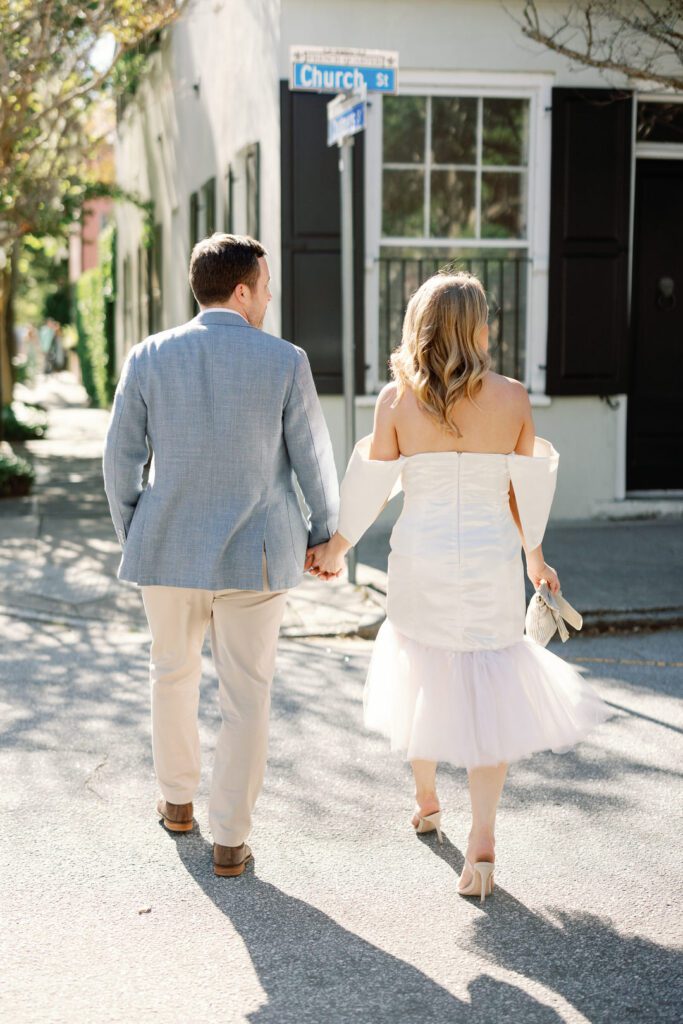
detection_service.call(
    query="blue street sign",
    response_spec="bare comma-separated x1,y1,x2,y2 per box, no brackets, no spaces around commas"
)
290,46,398,95
327,91,367,147
292,62,396,94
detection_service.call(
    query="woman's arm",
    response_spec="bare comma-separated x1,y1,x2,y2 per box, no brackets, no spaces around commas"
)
307,385,401,577
369,382,401,460
509,385,560,593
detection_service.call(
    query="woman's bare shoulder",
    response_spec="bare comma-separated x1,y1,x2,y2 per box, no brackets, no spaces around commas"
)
374,381,401,420
372,382,402,458
485,371,531,408
377,380,399,403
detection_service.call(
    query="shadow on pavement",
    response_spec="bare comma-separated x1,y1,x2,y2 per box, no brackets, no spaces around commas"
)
172,828,564,1024
468,888,682,1024
413,829,682,1022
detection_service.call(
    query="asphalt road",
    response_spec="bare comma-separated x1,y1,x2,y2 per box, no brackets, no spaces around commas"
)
2,615,681,1023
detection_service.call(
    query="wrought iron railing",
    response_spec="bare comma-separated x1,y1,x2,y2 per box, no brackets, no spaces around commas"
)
378,253,530,381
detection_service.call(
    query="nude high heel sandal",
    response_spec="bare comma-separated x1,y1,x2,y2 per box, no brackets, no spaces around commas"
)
413,810,443,845
458,859,495,903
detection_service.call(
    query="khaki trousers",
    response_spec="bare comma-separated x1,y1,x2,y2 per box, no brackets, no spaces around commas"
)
141,554,288,847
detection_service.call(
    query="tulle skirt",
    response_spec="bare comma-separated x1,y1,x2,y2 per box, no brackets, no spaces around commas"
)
363,619,610,768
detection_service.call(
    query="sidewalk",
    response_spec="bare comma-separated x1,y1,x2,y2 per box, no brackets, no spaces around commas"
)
1,371,680,636
0,373,385,638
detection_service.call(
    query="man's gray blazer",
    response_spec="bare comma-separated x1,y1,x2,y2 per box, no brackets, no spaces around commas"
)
102,309,339,591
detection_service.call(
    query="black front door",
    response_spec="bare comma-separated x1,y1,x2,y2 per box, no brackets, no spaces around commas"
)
627,159,683,490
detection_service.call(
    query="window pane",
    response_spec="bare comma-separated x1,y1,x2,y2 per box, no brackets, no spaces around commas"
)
246,144,260,238
481,171,527,239
189,192,199,245
430,170,476,237
202,178,216,235
224,167,234,233
432,97,477,164
482,99,529,166
383,96,426,163
382,169,424,236
637,102,683,143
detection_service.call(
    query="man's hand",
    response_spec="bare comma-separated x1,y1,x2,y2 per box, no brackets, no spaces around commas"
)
305,532,351,580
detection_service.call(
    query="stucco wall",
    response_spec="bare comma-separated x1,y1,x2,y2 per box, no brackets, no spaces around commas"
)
280,0,631,88
115,0,638,519
115,0,283,364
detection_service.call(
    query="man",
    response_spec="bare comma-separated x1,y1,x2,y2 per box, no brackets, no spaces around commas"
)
103,234,339,876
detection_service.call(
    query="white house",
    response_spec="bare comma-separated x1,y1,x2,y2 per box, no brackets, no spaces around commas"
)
114,0,683,519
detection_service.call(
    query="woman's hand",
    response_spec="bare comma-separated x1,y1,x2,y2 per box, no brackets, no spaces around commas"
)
305,532,351,580
526,548,560,594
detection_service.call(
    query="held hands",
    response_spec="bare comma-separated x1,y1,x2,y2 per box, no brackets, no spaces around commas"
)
305,532,352,581
526,548,560,594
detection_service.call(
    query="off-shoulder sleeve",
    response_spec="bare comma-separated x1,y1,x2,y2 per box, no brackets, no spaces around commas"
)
337,435,405,546
507,437,559,551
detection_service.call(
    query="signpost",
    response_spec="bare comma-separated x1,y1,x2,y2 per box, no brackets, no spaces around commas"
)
290,46,399,583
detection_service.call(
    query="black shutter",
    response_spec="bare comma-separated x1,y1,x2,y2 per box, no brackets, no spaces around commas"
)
280,81,365,395
546,88,632,395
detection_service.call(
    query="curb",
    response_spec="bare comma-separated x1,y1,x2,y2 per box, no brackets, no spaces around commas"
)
2,599,681,642
331,606,683,642
580,608,683,635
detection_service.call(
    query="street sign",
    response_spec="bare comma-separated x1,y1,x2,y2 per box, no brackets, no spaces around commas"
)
290,45,398,94
327,88,367,147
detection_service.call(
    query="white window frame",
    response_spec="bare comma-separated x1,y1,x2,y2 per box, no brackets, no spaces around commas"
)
227,142,261,238
364,70,553,396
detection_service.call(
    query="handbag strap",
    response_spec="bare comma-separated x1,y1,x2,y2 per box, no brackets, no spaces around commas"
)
554,591,583,631
538,581,583,632
551,608,570,642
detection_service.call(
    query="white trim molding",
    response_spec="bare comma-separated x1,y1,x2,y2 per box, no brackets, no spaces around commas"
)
636,142,683,160
363,68,554,396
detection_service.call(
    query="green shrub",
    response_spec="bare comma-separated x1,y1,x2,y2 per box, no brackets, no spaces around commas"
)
11,354,29,385
2,401,48,441
0,449,35,498
76,223,116,408
76,267,109,407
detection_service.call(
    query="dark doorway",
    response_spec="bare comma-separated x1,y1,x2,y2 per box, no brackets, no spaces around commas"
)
627,159,683,490
280,83,365,394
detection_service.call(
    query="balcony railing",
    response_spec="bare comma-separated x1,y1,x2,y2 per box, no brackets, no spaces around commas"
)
378,254,531,382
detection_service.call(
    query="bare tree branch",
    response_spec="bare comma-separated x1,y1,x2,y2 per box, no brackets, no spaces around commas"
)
516,2,683,92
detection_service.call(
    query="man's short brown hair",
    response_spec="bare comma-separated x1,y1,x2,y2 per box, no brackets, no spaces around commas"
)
189,233,267,306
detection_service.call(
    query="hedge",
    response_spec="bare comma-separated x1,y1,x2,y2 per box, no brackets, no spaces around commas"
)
75,223,116,408
0,448,35,498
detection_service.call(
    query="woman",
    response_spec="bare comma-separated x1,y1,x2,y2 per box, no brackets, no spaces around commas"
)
308,272,608,902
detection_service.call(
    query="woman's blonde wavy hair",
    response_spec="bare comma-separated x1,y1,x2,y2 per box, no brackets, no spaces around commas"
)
389,271,491,437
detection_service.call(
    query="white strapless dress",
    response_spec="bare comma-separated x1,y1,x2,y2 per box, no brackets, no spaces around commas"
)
337,436,609,768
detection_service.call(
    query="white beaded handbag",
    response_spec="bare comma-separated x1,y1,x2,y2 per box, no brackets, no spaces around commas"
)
525,580,583,646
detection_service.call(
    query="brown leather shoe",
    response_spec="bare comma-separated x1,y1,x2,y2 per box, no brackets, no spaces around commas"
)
156,798,194,832
213,842,252,877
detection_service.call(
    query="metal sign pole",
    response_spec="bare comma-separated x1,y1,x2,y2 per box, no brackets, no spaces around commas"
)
339,134,357,585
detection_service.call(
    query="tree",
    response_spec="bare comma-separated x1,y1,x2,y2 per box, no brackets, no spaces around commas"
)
518,1,683,93
0,1,188,251
0,0,188,435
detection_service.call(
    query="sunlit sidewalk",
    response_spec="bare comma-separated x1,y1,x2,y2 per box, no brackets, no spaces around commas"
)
0,372,386,637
